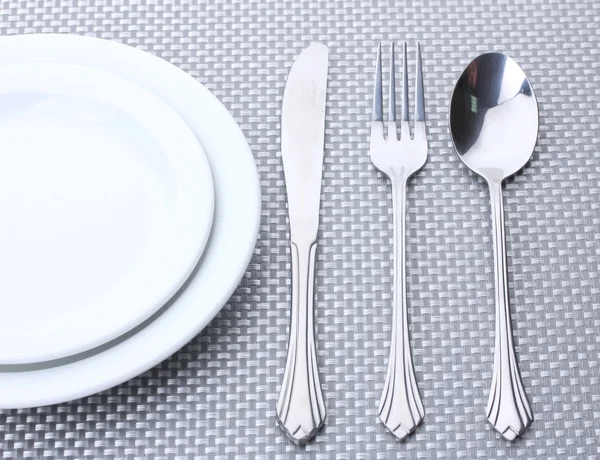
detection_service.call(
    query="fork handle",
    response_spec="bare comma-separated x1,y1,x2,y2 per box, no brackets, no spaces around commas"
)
276,240,326,445
379,179,424,439
487,181,533,440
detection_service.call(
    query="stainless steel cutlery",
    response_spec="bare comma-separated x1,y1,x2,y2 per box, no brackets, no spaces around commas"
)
450,52,537,440
369,42,427,440
277,42,329,445
277,43,537,444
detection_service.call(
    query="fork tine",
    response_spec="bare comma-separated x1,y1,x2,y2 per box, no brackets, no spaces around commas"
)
401,42,409,124
388,42,397,139
415,42,425,122
388,42,396,123
372,42,383,122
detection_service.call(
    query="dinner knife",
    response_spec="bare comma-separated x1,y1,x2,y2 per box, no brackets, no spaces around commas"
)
276,42,329,445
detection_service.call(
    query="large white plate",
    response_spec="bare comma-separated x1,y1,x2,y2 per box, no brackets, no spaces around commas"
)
0,62,214,365
0,34,260,408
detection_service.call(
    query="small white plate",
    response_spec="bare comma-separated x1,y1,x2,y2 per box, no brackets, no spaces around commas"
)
0,34,260,408
0,62,214,364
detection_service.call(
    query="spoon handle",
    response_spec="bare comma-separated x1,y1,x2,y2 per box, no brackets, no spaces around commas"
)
487,181,533,440
379,179,424,439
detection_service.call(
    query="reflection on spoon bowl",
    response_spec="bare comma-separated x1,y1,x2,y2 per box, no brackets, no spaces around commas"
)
450,52,539,184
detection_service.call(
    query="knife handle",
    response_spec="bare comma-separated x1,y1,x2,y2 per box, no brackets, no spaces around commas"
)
379,179,424,439
276,240,326,445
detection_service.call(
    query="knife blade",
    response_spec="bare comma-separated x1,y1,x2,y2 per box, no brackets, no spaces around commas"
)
276,43,328,445
280,42,328,242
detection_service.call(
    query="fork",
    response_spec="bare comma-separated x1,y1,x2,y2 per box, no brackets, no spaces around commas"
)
369,42,427,440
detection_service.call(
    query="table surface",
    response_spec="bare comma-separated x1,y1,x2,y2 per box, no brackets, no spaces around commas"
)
1,1,600,459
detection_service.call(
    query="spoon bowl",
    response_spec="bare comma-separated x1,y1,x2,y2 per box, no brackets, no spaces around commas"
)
450,52,538,184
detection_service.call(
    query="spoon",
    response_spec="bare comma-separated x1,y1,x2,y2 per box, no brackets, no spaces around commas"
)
449,53,538,440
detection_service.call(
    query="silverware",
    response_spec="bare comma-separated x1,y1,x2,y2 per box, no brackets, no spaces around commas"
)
369,42,427,439
449,53,538,440
276,42,329,445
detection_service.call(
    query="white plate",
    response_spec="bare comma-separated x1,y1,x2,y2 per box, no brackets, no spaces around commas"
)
0,34,260,408
0,62,214,365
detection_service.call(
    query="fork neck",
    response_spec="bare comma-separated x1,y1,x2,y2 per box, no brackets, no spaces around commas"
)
390,178,408,279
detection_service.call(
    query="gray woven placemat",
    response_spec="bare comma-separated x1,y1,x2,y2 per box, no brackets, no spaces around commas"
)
1,0,600,458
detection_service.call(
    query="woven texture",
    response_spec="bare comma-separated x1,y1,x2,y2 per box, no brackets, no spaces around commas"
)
1,0,600,458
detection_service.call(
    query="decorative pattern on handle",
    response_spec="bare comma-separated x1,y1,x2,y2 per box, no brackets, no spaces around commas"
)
276,241,326,445
379,179,424,439
487,181,533,440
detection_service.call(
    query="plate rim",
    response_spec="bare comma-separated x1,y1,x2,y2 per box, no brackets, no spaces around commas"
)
0,33,261,408
0,60,216,365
